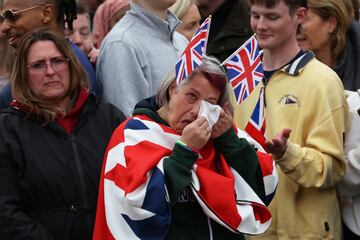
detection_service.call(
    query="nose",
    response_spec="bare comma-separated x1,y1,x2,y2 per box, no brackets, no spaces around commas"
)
190,101,201,116
0,20,11,35
45,62,56,75
71,32,82,45
256,16,268,31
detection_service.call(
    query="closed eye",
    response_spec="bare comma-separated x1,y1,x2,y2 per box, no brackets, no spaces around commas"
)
206,100,218,105
79,27,90,37
268,15,279,20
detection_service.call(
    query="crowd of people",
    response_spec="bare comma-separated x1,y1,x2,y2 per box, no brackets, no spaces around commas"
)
0,0,359,239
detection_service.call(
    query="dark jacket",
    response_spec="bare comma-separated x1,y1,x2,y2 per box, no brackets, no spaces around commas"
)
0,94,125,240
334,21,360,91
205,0,253,62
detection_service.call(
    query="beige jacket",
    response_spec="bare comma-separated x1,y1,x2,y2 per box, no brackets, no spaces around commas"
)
232,53,348,239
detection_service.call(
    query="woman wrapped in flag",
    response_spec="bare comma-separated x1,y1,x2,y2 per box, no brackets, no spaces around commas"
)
93,56,278,240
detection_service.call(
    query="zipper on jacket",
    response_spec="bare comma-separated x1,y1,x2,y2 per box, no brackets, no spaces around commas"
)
207,216,213,240
69,135,91,231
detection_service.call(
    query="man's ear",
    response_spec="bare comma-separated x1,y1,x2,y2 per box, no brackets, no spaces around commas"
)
295,7,307,24
41,4,55,23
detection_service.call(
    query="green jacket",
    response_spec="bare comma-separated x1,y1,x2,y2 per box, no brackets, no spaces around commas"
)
133,100,266,240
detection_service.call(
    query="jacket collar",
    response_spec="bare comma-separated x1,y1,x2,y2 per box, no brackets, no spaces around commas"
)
280,51,315,76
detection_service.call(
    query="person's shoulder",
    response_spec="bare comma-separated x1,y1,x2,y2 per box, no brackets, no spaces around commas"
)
100,21,145,56
349,21,360,36
0,110,13,120
302,57,340,82
280,51,338,83
305,57,334,71
0,107,26,130
98,100,126,116
89,95,126,119
300,59,346,99
102,15,141,45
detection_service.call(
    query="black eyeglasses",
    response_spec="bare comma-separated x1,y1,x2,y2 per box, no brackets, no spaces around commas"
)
0,5,43,23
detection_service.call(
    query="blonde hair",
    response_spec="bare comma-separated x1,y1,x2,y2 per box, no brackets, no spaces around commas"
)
307,0,353,62
12,28,89,124
169,0,194,19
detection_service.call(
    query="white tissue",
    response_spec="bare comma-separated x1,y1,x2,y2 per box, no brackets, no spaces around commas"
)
197,100,222,130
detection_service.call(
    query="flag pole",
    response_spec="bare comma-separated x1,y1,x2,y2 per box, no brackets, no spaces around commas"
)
202,15,212,56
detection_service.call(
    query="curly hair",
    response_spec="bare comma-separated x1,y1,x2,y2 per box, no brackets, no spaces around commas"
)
35,0,77,30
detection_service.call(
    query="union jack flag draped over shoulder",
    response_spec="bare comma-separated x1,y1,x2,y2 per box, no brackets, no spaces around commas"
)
93,115,278,240
175,16,211,84
222,35,263,104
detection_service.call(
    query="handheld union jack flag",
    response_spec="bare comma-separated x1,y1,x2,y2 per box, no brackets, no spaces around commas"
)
222,35,263,104
175,16,211,84
245,87,267,151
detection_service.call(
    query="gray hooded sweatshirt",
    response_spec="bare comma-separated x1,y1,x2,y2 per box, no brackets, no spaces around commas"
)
97,2,188,116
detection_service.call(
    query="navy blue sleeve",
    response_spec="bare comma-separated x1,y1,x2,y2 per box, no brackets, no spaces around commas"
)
69,40,100,96
0,83,12,110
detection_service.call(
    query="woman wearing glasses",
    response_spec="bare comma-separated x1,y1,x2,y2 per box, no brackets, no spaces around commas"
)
0,0,99,109
0,28,126,240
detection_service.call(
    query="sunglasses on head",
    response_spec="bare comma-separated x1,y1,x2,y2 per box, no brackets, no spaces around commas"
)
0,5,43,23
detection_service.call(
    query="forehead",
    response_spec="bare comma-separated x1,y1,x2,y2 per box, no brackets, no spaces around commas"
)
183,75,204,87
73,14,90,27
183,3,201,20
27,40,62,60
3,0,34,9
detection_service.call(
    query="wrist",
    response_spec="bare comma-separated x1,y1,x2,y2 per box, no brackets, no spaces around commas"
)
177,140,200,154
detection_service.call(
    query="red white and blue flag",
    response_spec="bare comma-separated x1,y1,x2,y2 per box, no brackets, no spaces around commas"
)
222,35,263,104
245,87,268,151
93,115,277,240
175,16,211,84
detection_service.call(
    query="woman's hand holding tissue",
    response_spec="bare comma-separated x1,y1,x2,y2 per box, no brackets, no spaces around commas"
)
211,103,233,139
181,117,212,150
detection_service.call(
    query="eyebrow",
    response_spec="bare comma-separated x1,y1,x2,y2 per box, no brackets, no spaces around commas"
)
189,88,200,95
190,88,218,102
29,56,65,62
251,9,282,16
